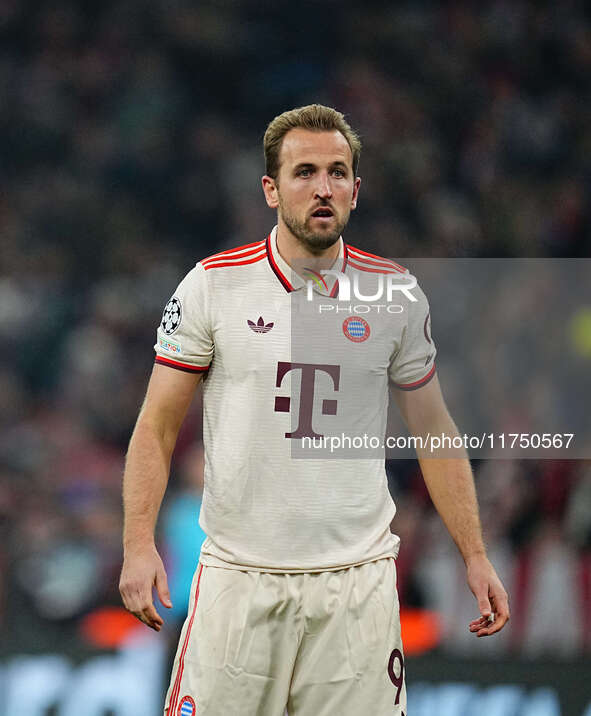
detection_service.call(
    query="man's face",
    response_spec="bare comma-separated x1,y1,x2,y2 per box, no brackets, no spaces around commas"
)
263,129,360,254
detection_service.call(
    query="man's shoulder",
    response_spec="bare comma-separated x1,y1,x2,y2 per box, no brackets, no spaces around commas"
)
345,244,407,275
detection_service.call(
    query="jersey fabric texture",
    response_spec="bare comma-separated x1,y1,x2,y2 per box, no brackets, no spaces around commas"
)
164,558,406,716
154,227,436,573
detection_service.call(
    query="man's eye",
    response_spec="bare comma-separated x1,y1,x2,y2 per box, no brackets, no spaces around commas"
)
333,169,345,177
298,169,311,177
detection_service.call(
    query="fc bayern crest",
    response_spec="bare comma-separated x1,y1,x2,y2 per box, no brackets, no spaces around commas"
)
177,695,196,716
343,316,370,342
161,296,182,335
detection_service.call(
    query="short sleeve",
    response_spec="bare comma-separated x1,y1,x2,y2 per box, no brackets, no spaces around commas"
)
154,263,213,373
389,279,437,390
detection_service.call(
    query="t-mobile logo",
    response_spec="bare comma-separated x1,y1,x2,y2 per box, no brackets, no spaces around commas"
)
274,361,340,439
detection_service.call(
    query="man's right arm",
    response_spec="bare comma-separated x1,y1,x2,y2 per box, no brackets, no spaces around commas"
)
119,363,203,631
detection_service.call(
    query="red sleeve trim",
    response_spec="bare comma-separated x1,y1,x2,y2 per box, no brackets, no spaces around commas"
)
201,239,265,262
347,245,407,272
202,243,266,267
155,356,210,373
202,253,266,270
348,260,399,275
347,248,405,272
394,363,436,391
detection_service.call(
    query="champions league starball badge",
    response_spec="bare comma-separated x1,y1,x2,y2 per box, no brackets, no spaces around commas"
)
161,296,182,335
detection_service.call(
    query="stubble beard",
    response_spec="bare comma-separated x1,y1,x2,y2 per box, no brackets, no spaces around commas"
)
278,195,349,256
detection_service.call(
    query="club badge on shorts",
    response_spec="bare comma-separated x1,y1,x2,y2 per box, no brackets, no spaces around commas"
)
177,694,196,716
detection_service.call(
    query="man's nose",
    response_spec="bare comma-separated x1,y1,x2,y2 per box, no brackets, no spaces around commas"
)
314,172,333,199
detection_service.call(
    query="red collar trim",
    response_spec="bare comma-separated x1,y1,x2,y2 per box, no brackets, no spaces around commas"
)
329,244,349,298
266,233,295,293
266,232,348,296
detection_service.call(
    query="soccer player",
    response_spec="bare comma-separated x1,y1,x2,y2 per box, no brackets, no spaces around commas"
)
119,104,509,716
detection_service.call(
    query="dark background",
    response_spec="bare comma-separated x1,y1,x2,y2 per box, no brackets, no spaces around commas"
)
0,1,590,714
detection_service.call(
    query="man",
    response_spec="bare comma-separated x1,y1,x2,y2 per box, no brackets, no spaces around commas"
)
119,104,509,716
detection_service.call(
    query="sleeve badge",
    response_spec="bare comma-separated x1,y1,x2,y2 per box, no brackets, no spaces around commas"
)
161,296,182,335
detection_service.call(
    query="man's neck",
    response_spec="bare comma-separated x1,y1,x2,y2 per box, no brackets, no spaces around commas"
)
275,221,341,274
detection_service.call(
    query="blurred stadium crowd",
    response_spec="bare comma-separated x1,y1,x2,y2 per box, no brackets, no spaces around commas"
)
1,0,590,658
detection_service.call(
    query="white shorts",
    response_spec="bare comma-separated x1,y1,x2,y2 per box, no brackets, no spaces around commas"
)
164,557,406,716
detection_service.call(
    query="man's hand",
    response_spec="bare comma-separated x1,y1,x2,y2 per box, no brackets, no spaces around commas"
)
119,543,172,631
466,554,510,637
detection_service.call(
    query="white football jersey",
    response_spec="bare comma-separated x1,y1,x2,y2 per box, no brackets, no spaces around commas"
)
154,227,436,572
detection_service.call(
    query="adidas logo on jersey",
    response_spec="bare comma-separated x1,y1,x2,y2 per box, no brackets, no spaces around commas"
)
248,317,274,333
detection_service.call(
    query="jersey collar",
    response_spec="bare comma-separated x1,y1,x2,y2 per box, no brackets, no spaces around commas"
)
266,226,348,297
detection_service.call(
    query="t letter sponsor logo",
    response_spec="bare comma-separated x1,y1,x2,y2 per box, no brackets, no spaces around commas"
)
274,361,340,439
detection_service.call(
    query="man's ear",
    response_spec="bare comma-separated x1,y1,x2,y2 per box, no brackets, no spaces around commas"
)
351,176,361,210
262,175,279,209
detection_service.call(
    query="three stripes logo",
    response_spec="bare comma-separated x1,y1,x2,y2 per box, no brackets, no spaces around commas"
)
248,316,274,334
178,695,196,716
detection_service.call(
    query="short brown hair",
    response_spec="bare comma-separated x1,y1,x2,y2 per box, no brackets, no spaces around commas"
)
263,104,361,180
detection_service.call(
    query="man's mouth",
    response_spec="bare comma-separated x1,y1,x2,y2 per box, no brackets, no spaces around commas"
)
311,208,334,218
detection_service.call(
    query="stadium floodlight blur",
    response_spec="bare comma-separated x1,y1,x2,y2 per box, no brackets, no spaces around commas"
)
1,2,590,715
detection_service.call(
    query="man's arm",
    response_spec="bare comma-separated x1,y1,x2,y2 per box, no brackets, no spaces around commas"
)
393,374,510,637
119,363,203,631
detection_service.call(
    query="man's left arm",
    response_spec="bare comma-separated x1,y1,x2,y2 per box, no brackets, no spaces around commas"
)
393,373,510,637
